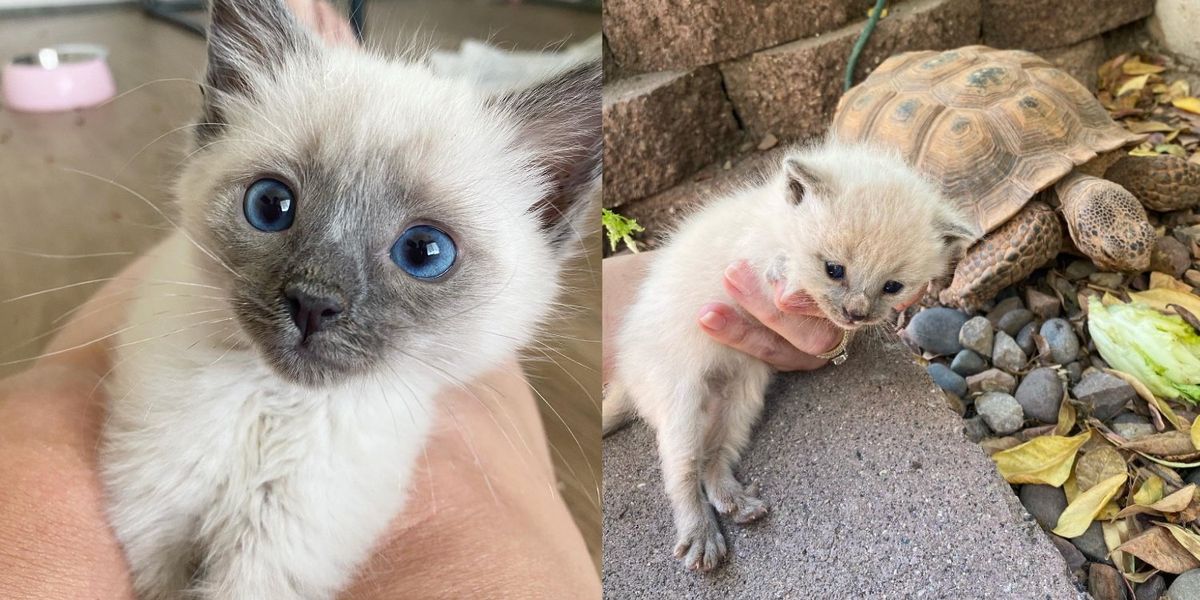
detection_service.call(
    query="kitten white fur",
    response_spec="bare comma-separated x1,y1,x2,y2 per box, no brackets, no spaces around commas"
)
604,140,977,572
100,1,599,597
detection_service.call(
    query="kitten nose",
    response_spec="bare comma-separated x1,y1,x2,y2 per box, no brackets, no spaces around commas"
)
843,308,868,323
284,285,344,341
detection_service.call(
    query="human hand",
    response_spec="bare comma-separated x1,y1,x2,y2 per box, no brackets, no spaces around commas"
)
0,258,597,599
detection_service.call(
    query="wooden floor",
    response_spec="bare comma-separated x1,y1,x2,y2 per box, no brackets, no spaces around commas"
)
0,0,600,566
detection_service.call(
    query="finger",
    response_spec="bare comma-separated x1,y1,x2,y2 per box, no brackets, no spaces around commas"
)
771,283,827,318
723,262,844,357
698,303,827,371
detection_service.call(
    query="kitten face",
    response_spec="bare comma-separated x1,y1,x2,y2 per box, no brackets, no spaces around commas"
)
770,144,978,331
176,0,599,386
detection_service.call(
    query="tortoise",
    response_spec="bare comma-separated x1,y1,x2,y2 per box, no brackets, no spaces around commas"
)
832,45,1200,310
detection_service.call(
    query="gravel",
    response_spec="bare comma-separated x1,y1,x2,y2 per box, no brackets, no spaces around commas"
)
1026,288,1061,319
958,316,995,357
1088,271,1124,288
1073,371,1136,422
1014,367,1063,423
1019,484,1067,530
1153,236,1192,278
950,349,988,376
1065,260,1097,280
992,331,1027,373
967,369,1017,395
963,415,989,442
1112,413,1155,441
996,308,1035,337
1041,319,1082,365
1137,574,1166,600
927,363,967,398
1168,569,1200,600
1016,321,1038,356
976,392,1024,435
907,307,969,355
1089,563,1127,600
1072,522,1110,563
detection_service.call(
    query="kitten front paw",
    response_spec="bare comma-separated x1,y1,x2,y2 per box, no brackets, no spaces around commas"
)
707,478,769,524
673,520,727,572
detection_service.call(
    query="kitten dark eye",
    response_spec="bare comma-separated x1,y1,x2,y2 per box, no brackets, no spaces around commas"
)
243,178,295,232
825,262,845,280
883,280,904,294
391,225,457,280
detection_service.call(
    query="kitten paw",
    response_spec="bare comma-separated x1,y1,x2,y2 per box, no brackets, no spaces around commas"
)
707,479,769,524
673,522,727,572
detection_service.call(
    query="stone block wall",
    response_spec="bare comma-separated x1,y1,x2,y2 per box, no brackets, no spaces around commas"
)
602,0,1156,220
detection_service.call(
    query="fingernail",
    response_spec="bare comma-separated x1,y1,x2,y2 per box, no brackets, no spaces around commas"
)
699,310,727,331
724,261,753,296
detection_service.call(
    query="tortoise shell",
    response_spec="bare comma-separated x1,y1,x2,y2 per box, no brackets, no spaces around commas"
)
832,45,1138,235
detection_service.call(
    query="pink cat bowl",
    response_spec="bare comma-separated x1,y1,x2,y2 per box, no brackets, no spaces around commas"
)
2,44,116,113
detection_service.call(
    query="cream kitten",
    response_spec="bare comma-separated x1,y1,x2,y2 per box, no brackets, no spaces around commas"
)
603,141,977,572
99,0,599,598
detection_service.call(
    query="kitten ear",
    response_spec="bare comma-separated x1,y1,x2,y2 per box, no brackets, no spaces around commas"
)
500,61,601,251
198,0,316,141
936,205,981,261
782,157,829,205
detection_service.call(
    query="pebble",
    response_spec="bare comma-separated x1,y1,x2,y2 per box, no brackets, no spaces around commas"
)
1050,535,1087,584
966,368,1017,395
1065,260,1096,280
1167,568,1200,600
996,309,1035,337
1186,269,1200,288
927,363,966,398
1152,236,1192,278
950,349,988,377
906,307,968,355
1089,563,1127,600
991,331,1027,373
1136,574,1166,600
1015,321,1037,356
962,415,989,443
1073,371,1136,422
1019,484,1066,530
986,296,1024,327
1025,288,1061,320
1112,413,1155,441
958,316,994,357
1014,368,1062,423
1175,224,1200,250
975,392,1023,435
1072,521,1110,563
1040,319,1081,365
1089,271,1124,288
1065,361,1083,384
1185,469,1200,488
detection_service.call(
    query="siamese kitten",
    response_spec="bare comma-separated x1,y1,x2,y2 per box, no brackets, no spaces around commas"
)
603,141,977,572
99,0,599,598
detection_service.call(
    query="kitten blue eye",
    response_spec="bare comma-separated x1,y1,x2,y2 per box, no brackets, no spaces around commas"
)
883,280,904,294
825,262,845,280
243,178,295,232
391,225,456,279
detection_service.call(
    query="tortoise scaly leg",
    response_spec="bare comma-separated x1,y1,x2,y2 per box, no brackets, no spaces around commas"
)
939,201,1061,311
1056,172,1154,272
1104,154,1200,212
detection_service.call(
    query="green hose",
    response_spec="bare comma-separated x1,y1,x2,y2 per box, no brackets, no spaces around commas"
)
844,0,889,92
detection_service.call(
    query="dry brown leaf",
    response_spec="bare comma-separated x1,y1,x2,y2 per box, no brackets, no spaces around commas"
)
1116,484,1196,517
1107,368,1184,431
1055,395,1076,436
1054,473,1127,537
1150,272,1194,293
1104,519,1136,576
1126,120,1176,133
992,431,1091,485
1160,523,1200,563
979,436,1022,455
1076,446,1128,491
1118,526,1200,573
1065,469,1080,504
1121,431,1196,456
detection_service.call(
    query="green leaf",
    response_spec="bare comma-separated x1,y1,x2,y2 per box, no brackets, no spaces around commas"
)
601,209,645,254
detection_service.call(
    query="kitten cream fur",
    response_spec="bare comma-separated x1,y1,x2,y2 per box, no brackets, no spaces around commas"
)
100,0,599,597
604,140,976,572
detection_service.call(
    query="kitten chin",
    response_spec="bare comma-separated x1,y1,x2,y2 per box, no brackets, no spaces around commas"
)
605,137,979,571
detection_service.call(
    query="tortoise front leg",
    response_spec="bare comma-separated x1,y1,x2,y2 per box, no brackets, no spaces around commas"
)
939,201,1061,311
